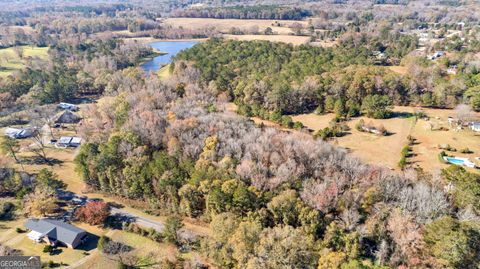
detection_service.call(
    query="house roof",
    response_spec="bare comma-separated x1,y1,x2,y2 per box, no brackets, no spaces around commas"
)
54,110,81,124
25,219,86,245
4,128,33,138
58,136,73,144
57,136,82,145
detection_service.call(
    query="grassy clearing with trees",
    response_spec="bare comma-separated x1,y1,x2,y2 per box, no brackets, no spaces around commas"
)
0,46,48,77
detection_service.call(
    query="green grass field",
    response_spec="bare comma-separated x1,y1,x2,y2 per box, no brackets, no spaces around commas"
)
0,46,49,77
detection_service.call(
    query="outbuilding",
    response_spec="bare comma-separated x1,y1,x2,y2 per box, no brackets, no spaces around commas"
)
56,136,82,148
4,127,34,139
471,122,480,132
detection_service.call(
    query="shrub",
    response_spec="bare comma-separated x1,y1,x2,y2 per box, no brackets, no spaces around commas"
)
97,236,110,252
280,116,294,128
399,145,411,169
439,151,448,163
15,228,24,233
163,216,184,244
407,135,415,145
293,121,304,130
122,222,163,242
98,236,131,255
398,156,407,169
355,119,365,131
0,201,15,220
459,148,473,154
43,245,53,253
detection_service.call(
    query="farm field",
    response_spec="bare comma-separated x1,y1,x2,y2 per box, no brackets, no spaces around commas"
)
223,34,310,45
0,46,49,77
162,17,308,35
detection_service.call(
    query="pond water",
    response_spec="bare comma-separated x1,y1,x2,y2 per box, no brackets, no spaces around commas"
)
141,41,198,73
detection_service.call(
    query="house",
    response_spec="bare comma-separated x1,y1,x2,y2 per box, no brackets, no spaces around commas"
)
25,219,87,249
4,127,34,139
58,102,79,112
54,110,81,124
56,136,82,148
471,122,480,132
427,51,445,60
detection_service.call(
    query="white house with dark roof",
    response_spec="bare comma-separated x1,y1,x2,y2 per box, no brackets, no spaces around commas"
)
25,219,87,249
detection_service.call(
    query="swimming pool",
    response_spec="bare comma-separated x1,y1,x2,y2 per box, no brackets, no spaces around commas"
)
444,157,476,168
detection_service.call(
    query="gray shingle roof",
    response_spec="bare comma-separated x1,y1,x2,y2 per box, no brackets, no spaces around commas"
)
25,219,86,245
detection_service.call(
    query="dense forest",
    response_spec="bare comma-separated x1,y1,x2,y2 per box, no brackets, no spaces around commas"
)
171,6,312,20
0,0,480,268
174,36,480,122
0,39,152,110
70,62,480,269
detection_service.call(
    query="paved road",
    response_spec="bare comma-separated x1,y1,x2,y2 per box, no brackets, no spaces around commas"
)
110,207,165,232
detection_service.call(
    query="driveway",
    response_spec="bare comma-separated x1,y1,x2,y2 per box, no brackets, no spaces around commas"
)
110,207,165,232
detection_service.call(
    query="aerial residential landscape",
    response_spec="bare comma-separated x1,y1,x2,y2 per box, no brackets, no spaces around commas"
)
0,0,479,268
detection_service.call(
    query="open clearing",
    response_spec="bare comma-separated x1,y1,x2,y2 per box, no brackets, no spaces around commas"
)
162,17,308,35
0,46,49,77
225,103,480,172
293,108,415,169
223,34,310,45
76,230,179,269
157,64,172,79
388,65,408,75
294,107,480,172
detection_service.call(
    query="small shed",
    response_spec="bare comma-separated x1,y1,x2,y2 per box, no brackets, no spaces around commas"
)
56,136,82,148
58,103,79,112
54,110,81,124
471,122,480,132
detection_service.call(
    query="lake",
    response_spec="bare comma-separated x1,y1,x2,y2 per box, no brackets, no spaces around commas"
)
141,41,198,73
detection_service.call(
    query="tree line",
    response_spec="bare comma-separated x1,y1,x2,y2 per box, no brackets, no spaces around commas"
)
171,5,312,20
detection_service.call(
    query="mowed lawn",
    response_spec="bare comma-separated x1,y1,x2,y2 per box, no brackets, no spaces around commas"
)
0,46,49,77
76,230,180,269
408,107,480,173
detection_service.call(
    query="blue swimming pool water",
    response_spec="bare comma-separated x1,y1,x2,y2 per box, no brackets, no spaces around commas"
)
446,157,465,164
141,41,198,73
